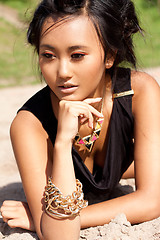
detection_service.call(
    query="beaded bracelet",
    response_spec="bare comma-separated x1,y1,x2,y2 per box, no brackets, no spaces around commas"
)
44,177,88,219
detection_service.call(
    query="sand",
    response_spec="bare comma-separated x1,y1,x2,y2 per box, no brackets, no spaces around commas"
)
0,68,160,239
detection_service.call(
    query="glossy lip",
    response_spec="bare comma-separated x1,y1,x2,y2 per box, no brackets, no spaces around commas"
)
58,85,78,94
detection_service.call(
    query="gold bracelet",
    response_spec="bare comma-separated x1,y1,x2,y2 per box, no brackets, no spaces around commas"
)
44,177,88,219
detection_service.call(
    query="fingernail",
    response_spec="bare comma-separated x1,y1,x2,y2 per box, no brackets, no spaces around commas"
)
90,122,93,129
91,122,94,129
96,97,102,101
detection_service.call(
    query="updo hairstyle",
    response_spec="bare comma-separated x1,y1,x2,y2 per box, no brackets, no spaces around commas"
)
27,0,142,69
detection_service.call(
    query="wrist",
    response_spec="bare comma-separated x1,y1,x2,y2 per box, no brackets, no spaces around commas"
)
55,135,73,148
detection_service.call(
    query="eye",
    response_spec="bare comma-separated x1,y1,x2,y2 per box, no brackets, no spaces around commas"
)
41,52,55,59
71,52,86,60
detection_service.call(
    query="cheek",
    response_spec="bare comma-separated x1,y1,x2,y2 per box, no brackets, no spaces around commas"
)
39,62,56,82
82,57,105,80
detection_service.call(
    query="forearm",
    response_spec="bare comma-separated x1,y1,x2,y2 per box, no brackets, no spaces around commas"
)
41,137,80,240
80,190,160,229
51,137,76,194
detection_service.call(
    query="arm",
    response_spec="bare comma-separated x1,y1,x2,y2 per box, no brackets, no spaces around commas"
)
80,72,160,228
11,110,80,240
41,99,103,239
40,99,80,240
10,111,51,239
10,98,103,240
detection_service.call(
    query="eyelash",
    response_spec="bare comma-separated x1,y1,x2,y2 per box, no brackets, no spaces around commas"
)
71,52,86,60
41,52,55,59
41,52,86,60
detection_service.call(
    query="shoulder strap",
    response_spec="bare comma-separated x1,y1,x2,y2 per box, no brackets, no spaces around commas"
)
112,67,134,119
113,89,134,99
113,68,134,98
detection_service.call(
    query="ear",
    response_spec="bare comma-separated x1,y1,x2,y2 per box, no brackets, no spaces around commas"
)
105,52,116,69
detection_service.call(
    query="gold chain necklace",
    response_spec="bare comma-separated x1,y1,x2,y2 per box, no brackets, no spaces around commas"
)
74,90,105,152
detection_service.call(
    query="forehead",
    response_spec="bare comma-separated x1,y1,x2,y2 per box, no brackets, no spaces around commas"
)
40,15,101,47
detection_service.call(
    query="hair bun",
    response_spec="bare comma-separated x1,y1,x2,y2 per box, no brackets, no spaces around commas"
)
121,1,141,40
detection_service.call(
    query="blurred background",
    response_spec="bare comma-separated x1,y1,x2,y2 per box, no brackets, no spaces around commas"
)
0,0,160,88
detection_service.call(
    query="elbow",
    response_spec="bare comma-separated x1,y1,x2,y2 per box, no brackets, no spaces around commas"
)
41,212,81,240
149,197,160,220
33,221,44,240
142,193,160,221
37,232,44,240
136,189,160,222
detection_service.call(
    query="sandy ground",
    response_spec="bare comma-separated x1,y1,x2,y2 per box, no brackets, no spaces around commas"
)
0,68,160,239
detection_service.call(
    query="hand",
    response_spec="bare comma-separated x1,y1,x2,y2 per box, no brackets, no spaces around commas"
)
0,201,35,231
57,98,103,142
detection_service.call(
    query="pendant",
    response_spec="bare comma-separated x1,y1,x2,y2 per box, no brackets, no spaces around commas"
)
74,118,104,152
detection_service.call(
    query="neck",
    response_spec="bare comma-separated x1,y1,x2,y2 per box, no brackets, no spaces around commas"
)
90,72,112,97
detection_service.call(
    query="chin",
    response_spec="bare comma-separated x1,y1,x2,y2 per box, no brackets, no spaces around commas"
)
59,94,85,101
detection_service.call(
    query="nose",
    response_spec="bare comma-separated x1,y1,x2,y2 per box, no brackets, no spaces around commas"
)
57,59,72,80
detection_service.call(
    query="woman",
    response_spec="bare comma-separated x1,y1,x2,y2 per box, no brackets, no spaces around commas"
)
1,0,160,239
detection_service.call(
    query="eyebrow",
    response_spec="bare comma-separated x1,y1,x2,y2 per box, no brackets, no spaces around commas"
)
39,44,55,50
68,45,89,51
39,44,89,51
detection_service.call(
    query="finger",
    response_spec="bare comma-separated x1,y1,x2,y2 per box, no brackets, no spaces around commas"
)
80,117,87,125
76,102,103,119
87,110,94,129
1,216,8,223
78,110,93,128
1,206,22,214
61,99,103,119
1,210,19,219
85,104,104,118
1,202,24,212
2,200,23,207
7,215,34,231
7,219,20,229
83,97,102,104
7,218,27,229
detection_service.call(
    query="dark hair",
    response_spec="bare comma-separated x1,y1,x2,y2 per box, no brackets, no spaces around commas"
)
27,0,142,69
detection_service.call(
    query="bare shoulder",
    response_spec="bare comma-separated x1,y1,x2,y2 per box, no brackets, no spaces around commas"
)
131,70,160,114
10,110,53,176
10,110,48,139
131,70,160,94
10,111,50,166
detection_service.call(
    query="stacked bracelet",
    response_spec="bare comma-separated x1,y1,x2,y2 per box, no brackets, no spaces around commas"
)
44,177,88,219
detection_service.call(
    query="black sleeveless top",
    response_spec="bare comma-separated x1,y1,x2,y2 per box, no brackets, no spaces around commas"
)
19,68,134,204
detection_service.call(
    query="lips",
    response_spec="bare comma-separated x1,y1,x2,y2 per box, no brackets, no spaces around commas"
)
61,85,75,88
59,84,78,88
58,84,78,94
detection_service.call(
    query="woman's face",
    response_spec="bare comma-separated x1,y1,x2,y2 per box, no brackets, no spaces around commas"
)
39,15,112,101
